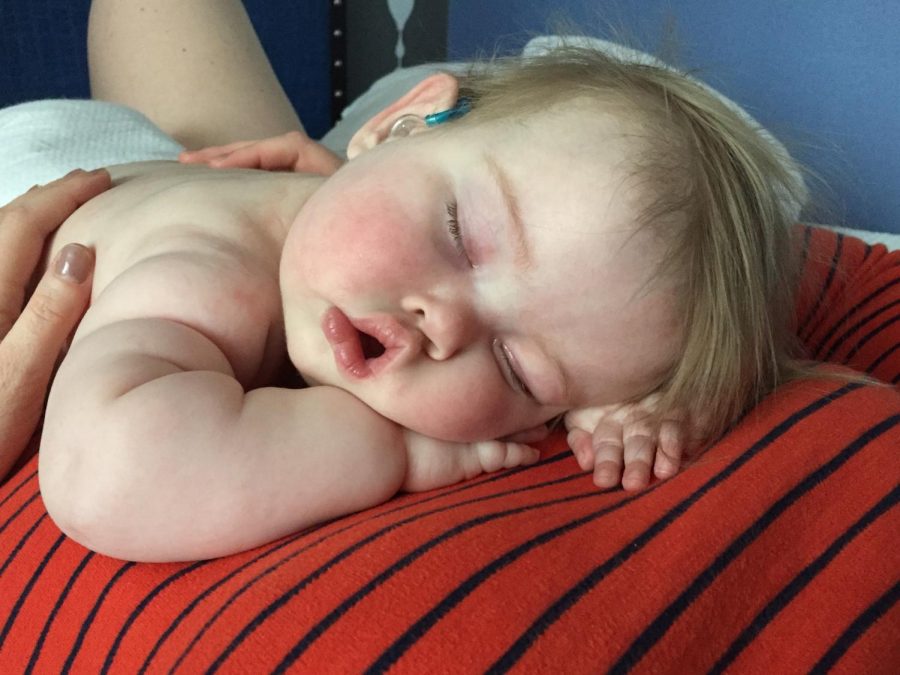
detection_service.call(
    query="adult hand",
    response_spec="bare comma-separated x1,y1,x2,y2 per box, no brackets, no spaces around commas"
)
179,130,344,176
0,169,110,482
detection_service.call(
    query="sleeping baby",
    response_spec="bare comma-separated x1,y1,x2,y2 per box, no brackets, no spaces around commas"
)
36,41,809,562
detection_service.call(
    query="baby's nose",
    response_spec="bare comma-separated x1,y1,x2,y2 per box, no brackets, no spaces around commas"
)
402,294,478,361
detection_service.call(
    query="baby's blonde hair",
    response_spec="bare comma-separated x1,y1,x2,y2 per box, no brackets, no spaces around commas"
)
453,43,868,442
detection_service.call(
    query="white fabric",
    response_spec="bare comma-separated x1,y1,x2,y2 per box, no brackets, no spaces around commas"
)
0,99,183,207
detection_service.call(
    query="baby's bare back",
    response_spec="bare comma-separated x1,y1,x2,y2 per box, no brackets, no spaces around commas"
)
49,161,299,386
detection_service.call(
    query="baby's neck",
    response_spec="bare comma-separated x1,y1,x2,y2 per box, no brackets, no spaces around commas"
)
249,171,328,247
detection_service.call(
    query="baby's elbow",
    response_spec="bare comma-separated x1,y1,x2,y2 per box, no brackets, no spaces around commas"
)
39,435,141,560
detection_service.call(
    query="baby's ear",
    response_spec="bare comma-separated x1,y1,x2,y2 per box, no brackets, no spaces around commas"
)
346,72,460,159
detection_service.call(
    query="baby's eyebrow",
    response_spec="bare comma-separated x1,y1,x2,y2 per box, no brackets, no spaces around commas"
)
482,153,532,270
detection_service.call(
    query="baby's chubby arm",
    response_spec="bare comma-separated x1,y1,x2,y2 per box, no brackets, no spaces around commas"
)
40,318,538,562
40,317,411,562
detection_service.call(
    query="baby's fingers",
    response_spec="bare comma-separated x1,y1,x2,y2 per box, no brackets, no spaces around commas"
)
564,404,618,432
503,442,541,469
566,427,594,472
621,416,658,491
590,418,626,489
468,440,538,478
654,418,685,479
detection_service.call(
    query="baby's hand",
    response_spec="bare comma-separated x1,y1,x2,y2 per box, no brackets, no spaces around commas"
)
565,393,701,491
401,429,540,493
179,131,344,176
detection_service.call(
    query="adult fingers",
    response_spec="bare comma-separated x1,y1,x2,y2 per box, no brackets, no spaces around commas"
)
0,169,109,338
210,140,296,171
2,243,94,384
294,143,344,176
0,243,93,478
178,141,254,163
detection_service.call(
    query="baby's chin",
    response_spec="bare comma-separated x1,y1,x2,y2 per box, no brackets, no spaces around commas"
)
372,406,514,443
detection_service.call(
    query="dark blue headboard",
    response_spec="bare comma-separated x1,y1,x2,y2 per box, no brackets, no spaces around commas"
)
447,0,900,235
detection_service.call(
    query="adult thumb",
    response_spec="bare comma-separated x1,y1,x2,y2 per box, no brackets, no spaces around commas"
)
4,244,94,381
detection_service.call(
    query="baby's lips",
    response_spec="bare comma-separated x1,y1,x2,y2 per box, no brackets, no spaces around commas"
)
322,307,422,379
322,306,370,378
349,313,422,375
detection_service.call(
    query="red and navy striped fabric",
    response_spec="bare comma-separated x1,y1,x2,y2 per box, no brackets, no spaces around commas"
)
1,226,898,673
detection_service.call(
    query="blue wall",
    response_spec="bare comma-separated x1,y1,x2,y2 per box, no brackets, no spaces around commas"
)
448,0,900,233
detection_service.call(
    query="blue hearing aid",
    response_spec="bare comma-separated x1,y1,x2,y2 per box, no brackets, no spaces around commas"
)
389,97,472,138
424,97,472,126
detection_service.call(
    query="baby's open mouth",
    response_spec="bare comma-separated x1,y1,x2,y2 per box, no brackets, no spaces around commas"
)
321,307,415,379
358,330,386,360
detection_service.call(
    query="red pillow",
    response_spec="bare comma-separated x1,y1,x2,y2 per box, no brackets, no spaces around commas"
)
1,226,897,672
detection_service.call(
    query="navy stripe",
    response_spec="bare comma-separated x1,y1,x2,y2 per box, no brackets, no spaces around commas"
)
799,232,843,343
174,454,573,671
0,468,37,511
796,225,813,287
272,490,614,675
0,490,39,538
710,483,900,673
866,341,900,378
609,413,899,675
0,532,64,650
843,312,900,362
821,298,900,362
62,562,136,675
208,480,604,674
162,531,316,675
487,383,862,674
860,242,873,265
810,580,899,674
0,511,46,578
26,551,95,675
810,274,900,359
366,487,660,674
99,559,213,675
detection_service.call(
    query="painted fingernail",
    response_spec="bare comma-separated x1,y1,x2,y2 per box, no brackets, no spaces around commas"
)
53,243,93,283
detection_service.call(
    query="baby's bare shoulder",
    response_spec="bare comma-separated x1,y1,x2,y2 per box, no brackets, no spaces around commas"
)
60,163,288,386
77,243,283,388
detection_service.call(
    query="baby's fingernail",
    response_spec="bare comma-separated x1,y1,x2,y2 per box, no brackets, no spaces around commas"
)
594,468,615,487
54,243,93,283
64,169,85,178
